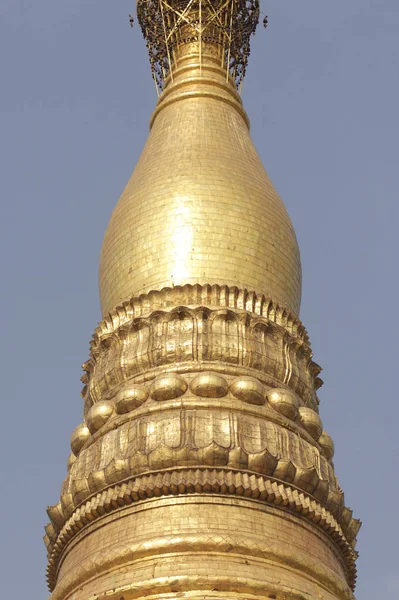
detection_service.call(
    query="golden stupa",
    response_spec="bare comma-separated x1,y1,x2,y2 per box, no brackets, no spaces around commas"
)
45,2,360,599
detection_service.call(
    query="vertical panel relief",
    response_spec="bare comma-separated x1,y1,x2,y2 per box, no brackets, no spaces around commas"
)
289,339,321,408
83,306,320,410
87,333,119,402
248,320,281,378
208,310,241,364
88,321,152,403
122,320,152,376
163,308,196,363
287,339,302,396
66,406,339,490
189,409,232,450
194,307,208,360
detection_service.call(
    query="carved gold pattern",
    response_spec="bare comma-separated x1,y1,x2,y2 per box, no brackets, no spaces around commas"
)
230,376,265,405
115,384,149,413
46,8,360,598
319,430,335,461
83,301,321,411
298,406,324,441
45,468,359,593
70,424,90,456
91,285,310,346
49,387,356,544
267,387,299,420
85,402,113,434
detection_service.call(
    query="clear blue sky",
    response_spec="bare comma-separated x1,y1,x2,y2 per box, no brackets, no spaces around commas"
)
1,1,398,597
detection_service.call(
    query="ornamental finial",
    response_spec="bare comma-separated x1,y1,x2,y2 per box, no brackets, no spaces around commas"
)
136,0,260,92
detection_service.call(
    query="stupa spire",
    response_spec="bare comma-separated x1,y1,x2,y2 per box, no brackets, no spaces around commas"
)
98,2,301,317
45,6,360,600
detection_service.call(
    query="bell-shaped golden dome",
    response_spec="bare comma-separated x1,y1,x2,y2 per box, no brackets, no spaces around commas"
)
99,47,302,316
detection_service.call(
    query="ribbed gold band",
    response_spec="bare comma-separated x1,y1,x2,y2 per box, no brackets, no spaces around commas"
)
46,468,357,593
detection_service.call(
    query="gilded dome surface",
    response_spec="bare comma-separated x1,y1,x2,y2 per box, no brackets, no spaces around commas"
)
99,55,302,316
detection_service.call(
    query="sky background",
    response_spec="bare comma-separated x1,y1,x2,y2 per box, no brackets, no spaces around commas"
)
1,0,398,597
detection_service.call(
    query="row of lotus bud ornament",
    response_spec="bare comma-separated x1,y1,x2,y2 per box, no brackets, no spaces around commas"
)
267,388,298,419
70,372,335,462
86,402,114,434
115,385,149,413
70,423,90,455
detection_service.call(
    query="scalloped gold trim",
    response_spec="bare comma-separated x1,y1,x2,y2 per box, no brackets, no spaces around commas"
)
46,468,359,593
82,303,322,408
91,284,309,347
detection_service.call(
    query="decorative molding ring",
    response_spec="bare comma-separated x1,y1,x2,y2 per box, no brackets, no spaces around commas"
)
92,284,309,346
82,304,322,408
46,468,358,593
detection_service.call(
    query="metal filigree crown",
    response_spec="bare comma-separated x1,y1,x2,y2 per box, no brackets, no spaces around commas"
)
137,0,260,92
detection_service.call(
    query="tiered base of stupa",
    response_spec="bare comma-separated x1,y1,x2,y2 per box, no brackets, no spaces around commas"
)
45,286,359,600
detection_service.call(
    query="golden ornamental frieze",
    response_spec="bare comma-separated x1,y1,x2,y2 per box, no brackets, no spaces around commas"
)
82,304,322,409
45,469,359,594
44,385,358,551
74,373,332,461
64,406,338,500
90,285,309,346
